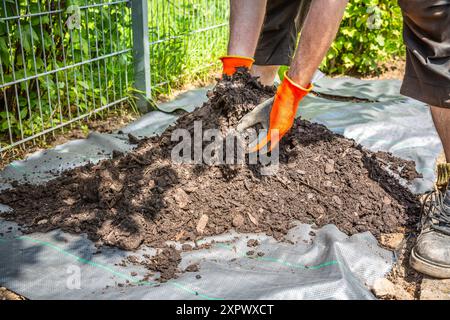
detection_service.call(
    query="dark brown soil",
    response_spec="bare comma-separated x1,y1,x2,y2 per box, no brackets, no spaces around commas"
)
372,151,422,181
141,246,181,282
247,239,259,247
0,69,420,259
185,263,200,273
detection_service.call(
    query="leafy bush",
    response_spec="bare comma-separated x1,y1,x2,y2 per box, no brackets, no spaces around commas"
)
0,0,131,146
321,0,405,74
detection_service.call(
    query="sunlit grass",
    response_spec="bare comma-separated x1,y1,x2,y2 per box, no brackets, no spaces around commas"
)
148,0,229,97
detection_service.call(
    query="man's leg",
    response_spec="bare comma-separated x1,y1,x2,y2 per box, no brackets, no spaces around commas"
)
288,0,348,87
227,0,267,58
398,0,450,279
250,65,280,86
430,106,450,162
246,0,348,152
252,0,312,86
431,106,450,190
227,0,284,86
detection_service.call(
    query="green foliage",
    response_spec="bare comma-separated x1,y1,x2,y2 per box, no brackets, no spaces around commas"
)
0,0,132,146
148,0,228,96
321,0,405,74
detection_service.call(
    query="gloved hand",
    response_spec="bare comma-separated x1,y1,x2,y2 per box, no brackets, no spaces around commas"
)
237,96,274,132
237,72,312,152
220,55,255,76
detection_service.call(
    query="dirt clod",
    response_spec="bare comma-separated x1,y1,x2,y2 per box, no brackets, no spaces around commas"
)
372,278,413,300
232,214,245,228
380,233,405,250
247,239,259,247
128,133,141,145
185,263,200,273
324,162,335,174
181,244,193,251
196,214,209,235
146,247,181,282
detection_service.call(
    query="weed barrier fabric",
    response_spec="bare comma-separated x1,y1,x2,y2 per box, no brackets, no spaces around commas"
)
0,77,442,299
0,221,391,300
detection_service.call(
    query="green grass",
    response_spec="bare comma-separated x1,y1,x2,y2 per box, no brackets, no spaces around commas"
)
148,0,229,97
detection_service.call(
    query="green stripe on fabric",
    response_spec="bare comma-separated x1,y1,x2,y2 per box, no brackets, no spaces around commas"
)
0,235,223,300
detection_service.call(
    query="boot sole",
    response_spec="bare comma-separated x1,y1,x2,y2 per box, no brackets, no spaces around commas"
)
410,248,450,279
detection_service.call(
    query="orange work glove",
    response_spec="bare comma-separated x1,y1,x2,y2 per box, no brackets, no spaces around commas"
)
251,72,313,152
220,55,255,76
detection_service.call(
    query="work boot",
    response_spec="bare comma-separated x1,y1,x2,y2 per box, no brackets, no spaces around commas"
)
410,183,450,278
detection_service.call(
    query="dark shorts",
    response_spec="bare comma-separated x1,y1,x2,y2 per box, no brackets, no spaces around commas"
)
398,0,450,108
255,0,450,108
254,0,312,66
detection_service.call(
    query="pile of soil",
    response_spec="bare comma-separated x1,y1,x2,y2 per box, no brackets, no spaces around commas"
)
0,70,420,256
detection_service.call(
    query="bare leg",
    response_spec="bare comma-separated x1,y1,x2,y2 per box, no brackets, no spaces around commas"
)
227,0,267,57
288,0,348,87
431,106,450,162
251,65,279,86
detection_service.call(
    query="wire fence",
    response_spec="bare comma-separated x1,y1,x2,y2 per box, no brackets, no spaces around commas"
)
0,0,229,153
148,0,228,92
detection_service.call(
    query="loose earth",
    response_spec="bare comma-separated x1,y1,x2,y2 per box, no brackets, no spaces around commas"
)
0,70,421,279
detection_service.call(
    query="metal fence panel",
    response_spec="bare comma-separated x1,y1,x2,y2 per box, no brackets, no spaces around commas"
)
0,0,132,152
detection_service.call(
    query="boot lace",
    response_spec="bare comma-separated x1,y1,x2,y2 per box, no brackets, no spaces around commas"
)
422,190,450,236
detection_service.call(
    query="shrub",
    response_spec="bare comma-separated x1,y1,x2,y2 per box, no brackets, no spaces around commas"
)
321,0,405,75
0,0,131,145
